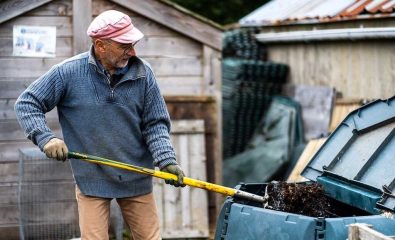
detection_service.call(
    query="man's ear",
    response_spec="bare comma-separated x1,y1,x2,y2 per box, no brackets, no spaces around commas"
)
94,39,107,52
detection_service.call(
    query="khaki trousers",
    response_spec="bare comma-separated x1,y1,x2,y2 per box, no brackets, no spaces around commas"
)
76,186,161,240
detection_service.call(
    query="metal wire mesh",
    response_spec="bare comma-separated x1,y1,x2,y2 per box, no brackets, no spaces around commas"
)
18,148,80,240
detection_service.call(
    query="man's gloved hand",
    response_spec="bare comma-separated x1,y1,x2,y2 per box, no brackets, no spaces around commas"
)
161,164,186,187
43,138,68,161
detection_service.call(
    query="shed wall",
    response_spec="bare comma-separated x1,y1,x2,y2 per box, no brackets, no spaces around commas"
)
0,0,220,97
0,120,208,239
0,0,221,172
155,120,208,238
260,19,395,99
0,0,222,237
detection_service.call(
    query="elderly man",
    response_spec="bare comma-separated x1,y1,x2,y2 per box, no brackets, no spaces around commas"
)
15,10,185,240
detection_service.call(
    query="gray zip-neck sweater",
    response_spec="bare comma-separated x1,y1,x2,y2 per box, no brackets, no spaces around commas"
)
15,47,177,198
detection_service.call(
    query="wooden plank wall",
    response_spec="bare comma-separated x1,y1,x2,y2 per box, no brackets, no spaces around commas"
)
92,0,214,96
0,0,221,143
0,120,208,239
0,0,221,96
0,0,222,238
269,41,395,99
154,120,208,238
165,96,222,236
0,2,73,237
263,19,395,100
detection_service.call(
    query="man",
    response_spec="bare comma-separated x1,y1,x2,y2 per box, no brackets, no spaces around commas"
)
15,10,185,240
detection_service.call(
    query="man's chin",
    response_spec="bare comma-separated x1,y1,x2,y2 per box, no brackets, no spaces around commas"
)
117,60,129,68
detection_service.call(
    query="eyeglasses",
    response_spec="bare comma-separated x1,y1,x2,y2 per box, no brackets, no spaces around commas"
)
117,41,138,55
105,40,138,55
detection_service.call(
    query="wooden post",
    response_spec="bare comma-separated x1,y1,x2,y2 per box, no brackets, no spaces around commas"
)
202,46,223,236
72,0,92,54
213,50,223,228
203,45,214,95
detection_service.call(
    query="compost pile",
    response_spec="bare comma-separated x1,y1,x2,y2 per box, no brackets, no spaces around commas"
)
264,182,336,217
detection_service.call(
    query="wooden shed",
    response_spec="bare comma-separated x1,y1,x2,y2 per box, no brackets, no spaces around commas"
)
239,0,395,100
0,0,223,238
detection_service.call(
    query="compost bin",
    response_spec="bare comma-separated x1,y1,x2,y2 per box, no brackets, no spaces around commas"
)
215,96,395,240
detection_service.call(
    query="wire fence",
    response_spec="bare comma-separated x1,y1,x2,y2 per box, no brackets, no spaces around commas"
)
18,148,80,240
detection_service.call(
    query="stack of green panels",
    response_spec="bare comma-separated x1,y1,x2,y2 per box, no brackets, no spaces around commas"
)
223,28,267,60
222,58,289,159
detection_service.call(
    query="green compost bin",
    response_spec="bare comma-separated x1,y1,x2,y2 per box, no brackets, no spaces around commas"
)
215,96,395,240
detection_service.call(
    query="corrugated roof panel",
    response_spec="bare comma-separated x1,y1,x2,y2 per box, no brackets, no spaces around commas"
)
289,0,326,20
241,0,352,24
272,0,313,20
381,0,395,12
366,0,389,12
301,0,356,19
239,0,395,26
340,0,373,17
239,0,287,25
240,0,312,25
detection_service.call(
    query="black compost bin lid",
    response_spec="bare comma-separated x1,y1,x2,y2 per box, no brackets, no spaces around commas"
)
302,96,395,214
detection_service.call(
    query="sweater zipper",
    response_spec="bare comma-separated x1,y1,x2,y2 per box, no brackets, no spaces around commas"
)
94,66,118,101
101,70,142,100
104,74,115,101
107,77,135,100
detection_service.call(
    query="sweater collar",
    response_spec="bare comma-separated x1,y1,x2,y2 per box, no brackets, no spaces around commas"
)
88,45,146,81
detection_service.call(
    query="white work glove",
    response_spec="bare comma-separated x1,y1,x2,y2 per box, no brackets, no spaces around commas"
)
43,138,68,161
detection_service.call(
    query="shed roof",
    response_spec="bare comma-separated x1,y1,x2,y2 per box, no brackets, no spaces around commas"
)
0,0,223,50
240,0,395,27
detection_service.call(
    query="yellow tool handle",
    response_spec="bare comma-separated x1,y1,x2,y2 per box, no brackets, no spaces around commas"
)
68,152,266,204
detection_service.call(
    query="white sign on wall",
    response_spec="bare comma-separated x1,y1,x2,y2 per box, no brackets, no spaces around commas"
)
13,25,56,58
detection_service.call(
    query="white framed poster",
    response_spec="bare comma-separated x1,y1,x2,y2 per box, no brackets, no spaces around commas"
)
13,25,56,58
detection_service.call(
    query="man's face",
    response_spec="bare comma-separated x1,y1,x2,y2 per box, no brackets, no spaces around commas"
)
102,40,137,69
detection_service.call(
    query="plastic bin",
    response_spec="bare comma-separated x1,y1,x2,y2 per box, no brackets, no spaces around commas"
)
216,96,395,240
215,183,395,240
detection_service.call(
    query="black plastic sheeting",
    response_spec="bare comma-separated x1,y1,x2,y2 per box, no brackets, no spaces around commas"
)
223,96,305,187
222,59,289,159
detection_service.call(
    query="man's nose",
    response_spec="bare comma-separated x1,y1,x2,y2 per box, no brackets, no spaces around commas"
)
125,47,136,56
